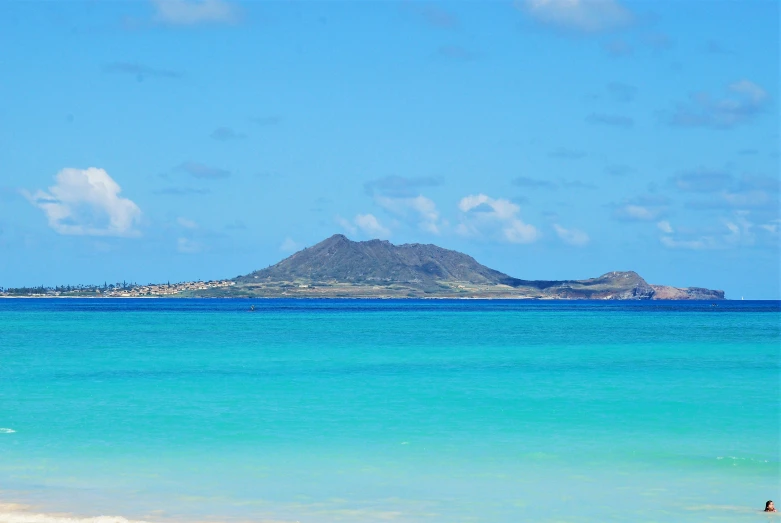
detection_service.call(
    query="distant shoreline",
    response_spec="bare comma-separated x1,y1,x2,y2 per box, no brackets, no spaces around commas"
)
0,295,742,301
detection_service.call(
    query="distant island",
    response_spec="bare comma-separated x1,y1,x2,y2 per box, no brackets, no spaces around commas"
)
1,234,725,300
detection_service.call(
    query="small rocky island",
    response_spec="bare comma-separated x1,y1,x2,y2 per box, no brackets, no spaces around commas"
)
191,234,725,300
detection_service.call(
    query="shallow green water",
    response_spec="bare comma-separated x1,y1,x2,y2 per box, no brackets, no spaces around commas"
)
0,299,779,522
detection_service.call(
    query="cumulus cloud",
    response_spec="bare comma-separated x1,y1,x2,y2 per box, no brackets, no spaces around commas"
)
518,0,633,33
151,0,239,26
457,193,540,244
657,220,673,234
24,168,142,237
376,195,442,234
336,214,390,238
364,175,444,233
669,80,769,129
553,224,590,246
355,214,391,237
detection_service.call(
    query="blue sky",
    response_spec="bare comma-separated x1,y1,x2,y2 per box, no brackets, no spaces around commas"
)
0,0,778,298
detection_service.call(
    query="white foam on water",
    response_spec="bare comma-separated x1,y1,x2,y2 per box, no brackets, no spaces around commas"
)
0,428,15,434
0,514,152,523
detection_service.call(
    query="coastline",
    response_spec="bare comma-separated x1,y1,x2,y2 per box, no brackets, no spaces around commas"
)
0,503,152,523
0,499,775,522
0,295,736,301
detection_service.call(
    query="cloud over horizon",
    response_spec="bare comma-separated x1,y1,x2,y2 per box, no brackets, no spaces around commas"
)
337,213,391,238
457,194,540,244
25,168,142,237
553,224,590,246
365,175,445,234
658,212,772,251
376,195,443,234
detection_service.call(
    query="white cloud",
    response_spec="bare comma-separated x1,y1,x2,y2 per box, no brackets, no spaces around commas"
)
177,237,203,253
25,167,141,237
335,215,358,235
505,220,541,243
723,212,754,246
519,0,633,33
355,213,391,238
177,217,198,229
553,224,590,246
280,237,299,252
457,193,540,244
657,220,673,233
151,0,238,26
660,236,712,250
376,195,442,234
336,213,390,238
613,204,660,221
760,220,780,235
730,80,768,104
659,212,761,250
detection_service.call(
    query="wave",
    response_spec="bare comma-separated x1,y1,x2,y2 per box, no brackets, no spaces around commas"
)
0,428,15,434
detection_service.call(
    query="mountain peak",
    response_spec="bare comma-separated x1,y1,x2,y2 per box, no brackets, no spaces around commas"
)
237,234,511,288
230,234,725,300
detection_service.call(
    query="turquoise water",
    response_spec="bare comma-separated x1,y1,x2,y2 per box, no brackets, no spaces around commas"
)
0,299,779,522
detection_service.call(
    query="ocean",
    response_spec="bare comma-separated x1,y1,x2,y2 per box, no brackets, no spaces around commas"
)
0,299,779,522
